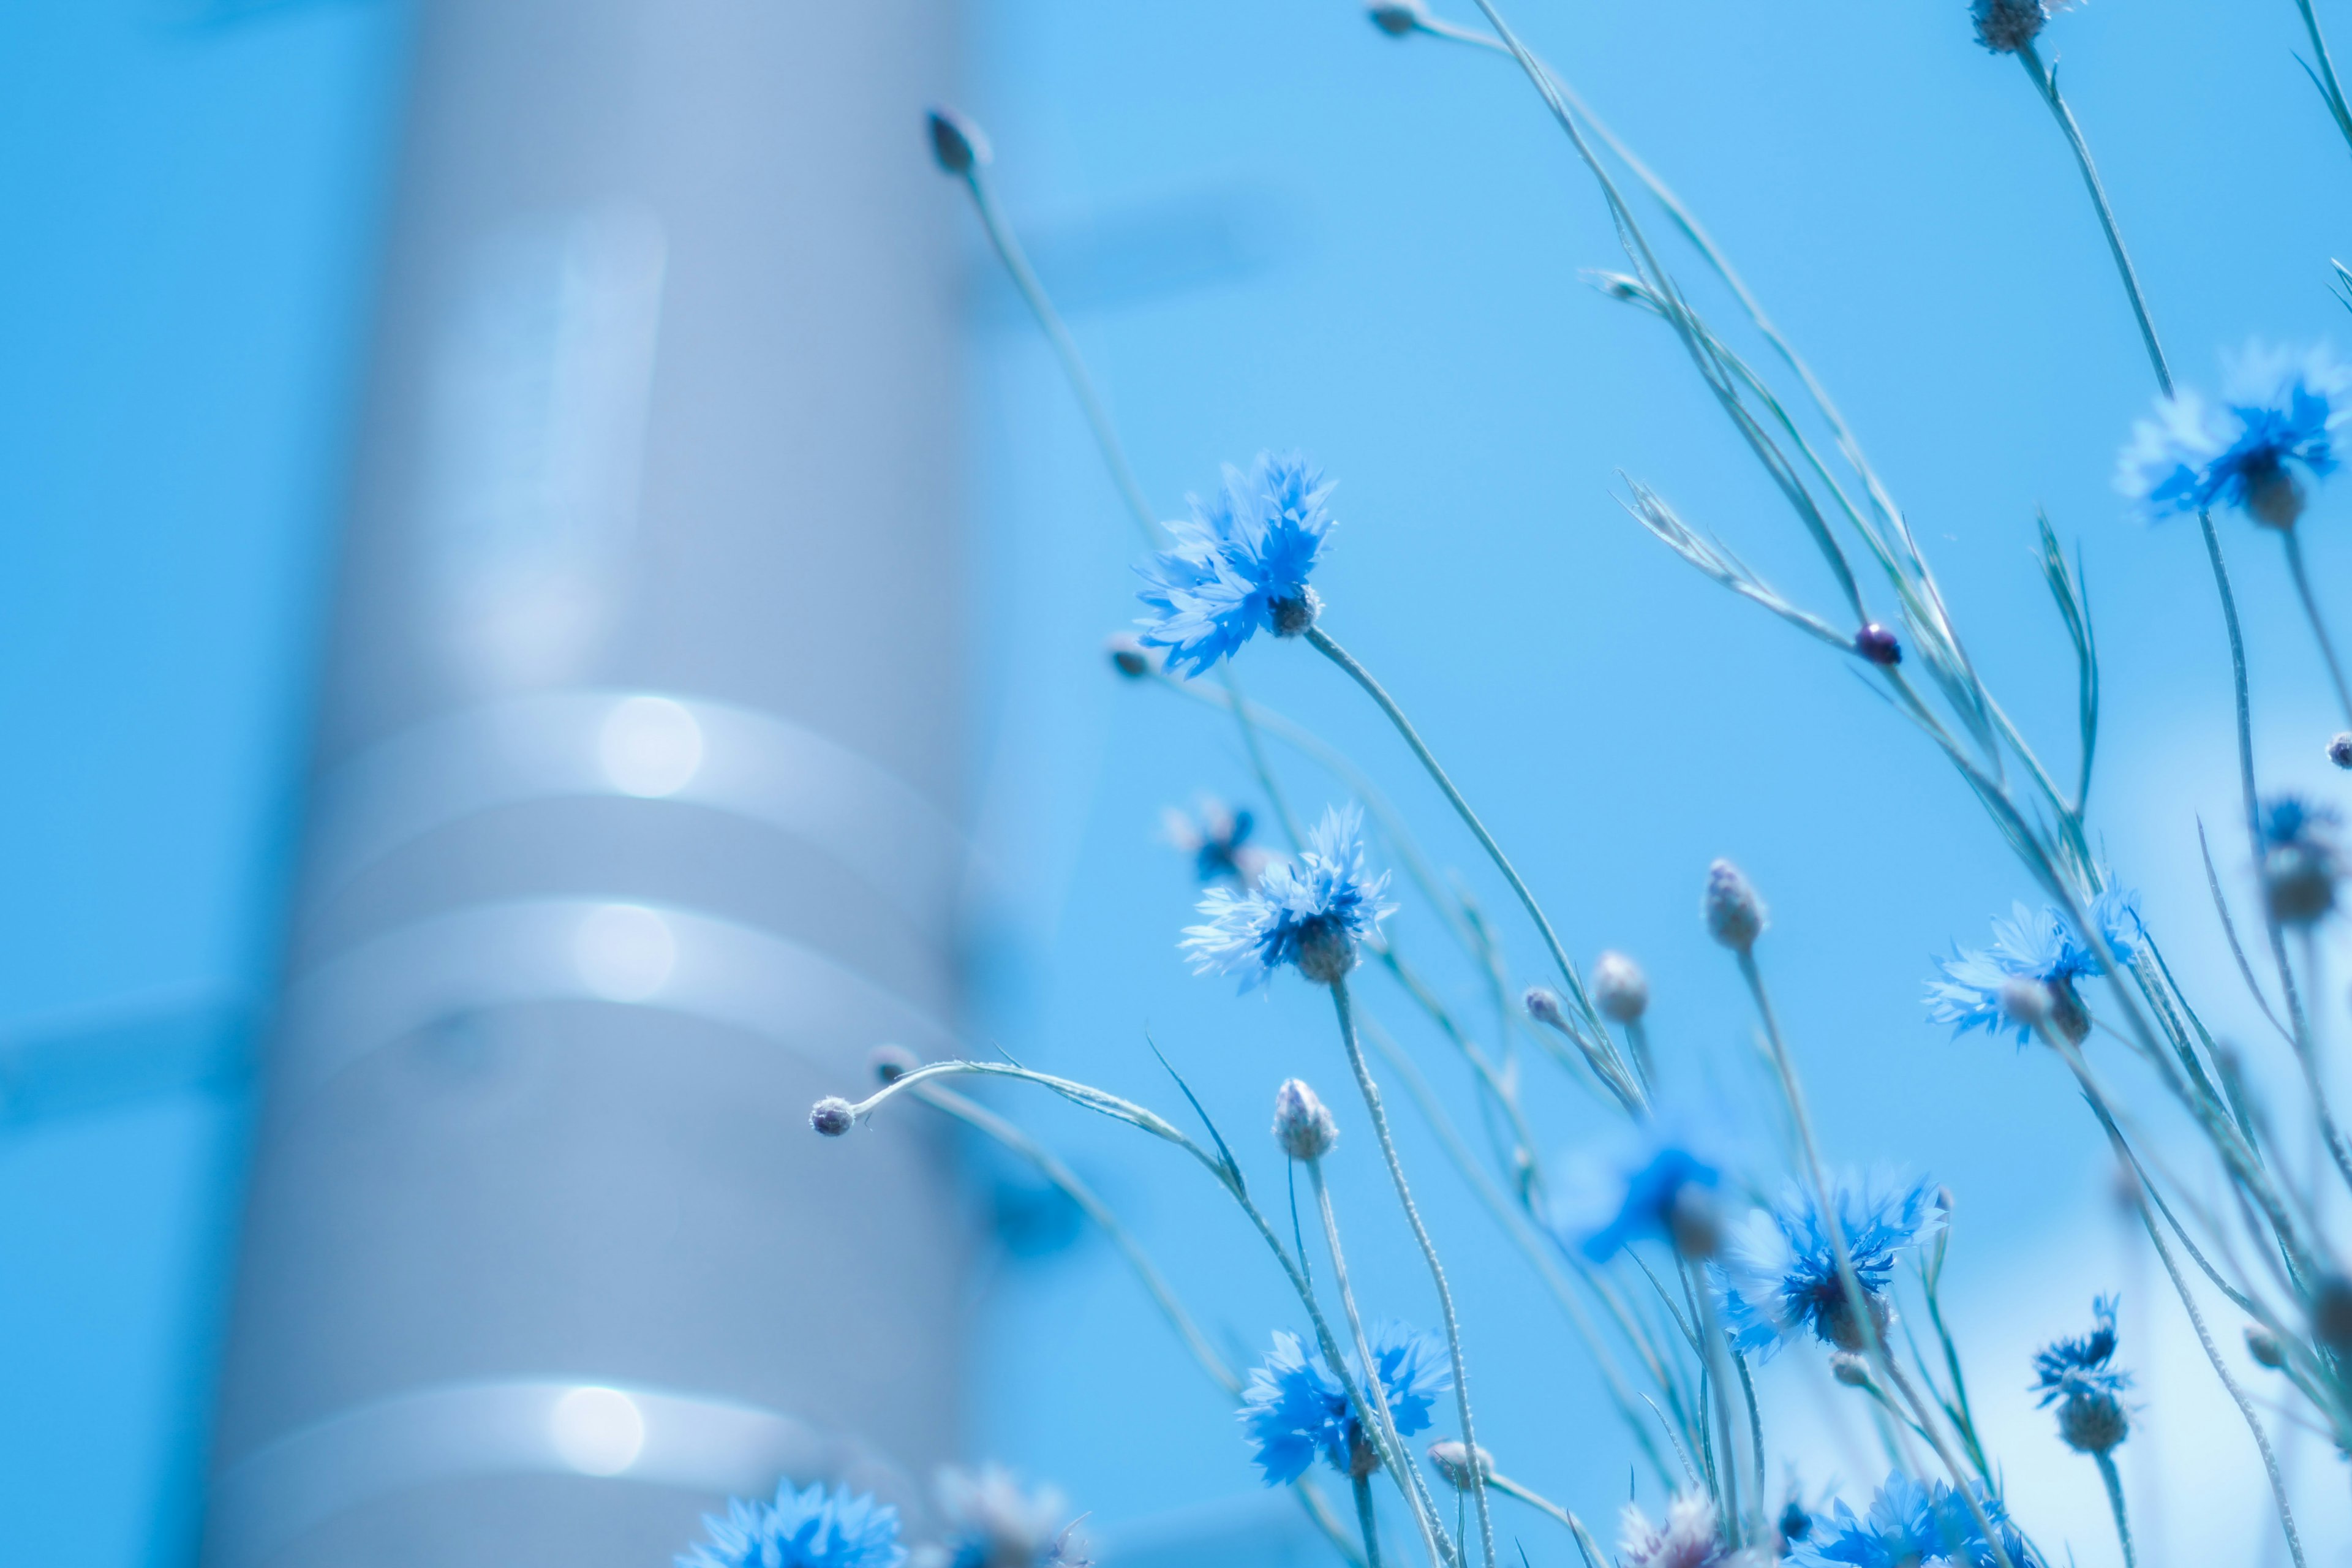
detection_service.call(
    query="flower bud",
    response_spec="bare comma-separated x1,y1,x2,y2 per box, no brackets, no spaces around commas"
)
1367,0,1428,35
1273,1079,1340,1162
1855,623,1902,667
1105,632,1155,680
1830,1353,1872,1389
870,1044,919,1085
1591,951,1649,1023
1703,859,1766,953
926,107,990,175
2245,1323,2286,1368
2331,732,2352,770
2264,843,2336,925
810,1096,856,1137
1522,987,1568,1031
1427,1439,1491,1490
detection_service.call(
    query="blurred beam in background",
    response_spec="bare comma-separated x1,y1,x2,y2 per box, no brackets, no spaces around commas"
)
202,2,968,1563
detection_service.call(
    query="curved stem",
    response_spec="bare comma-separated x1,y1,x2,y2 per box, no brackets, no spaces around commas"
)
2093,1451,2136,1568
2282,529,2352,726
1333,977,1499,1568
1306,625,1638,1104
959,164,1161,547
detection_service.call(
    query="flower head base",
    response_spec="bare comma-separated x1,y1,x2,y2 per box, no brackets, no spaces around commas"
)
1163,797,1272,888
1572,1128,1726,1264
924,1468,1087,1568
1970,0,2050,53
1272,1078,1339,1162
1925,887,2144,1046
2033,1295,2132,1455
1182,805,1393,989
1136,453,1336,677
679,1481,908,1568
1237,1324,1450,1483
1620,1493,1750,1568
2262,794,2342,925
1714,1172,1945,1357
1790,1472,2044,1568
1591,950,1650,1022
1703,860,1766,953
2117,344,2352,529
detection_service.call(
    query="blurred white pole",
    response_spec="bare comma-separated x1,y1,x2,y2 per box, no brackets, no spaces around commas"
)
201,2,967,1562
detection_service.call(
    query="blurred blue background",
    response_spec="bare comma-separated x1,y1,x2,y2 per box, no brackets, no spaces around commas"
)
5,0,2351,1562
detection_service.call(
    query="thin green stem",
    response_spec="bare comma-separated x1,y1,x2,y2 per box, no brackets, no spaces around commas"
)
2282,529,2352,726
1314,1159,1449,1545
957,163,1161,546
1734,951,2014,1568
1333,978,1499,1568
1355,1472,1385,1568
1306,624,1638,1104
1692,1269,1745,1545
2294,0,2352,157
2093,1452,2136,1568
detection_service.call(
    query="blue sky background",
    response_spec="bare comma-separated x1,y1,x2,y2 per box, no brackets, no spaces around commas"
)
7,0,2352,1564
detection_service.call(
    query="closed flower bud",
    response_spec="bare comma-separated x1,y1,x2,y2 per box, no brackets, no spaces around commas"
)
1367,0,1428,35
1523,987,1568,1031
2245,1323,2286,1368
1855,623,1902,666
1427,1439,1491,1490
1273,1078,1340,1162
1105,633,1155,679
2058,1390,2129,1455
810,1096,856,1137
2310,1274,2352,1354
870,1044,919,1085
1830,1353,1872,1389
1591,951,1649,1023
926,107,990,175
2264,843,2336,925
2331,732,2352,769
1703,860,1766,953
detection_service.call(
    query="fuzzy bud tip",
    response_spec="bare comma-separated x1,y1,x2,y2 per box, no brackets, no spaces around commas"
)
2329,733,2352,769
1703,859,1766,952
1830,1352,1872,1389
1273,1078,1340,1162
1591,950,1649,1023
1426,1440,1491,1490
2057,1392,2129,1455
1522,986,1567,1030
1366,0,1427,35
2245,1323,2286,1368
810,1096,856,1137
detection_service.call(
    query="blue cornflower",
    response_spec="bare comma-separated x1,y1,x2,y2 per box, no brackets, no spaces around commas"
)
2262,795,2342,925
1713,1172,1944,1356
2034,1295,2132,1454
1569,1120,1727,1264
1790,1472,2045,1568
1924,886,2145,1046
2117,343,2352,529
1136,452,1335,677
1182,804,1395,989
678,1480,907,1568
1238,1322,1450,1483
